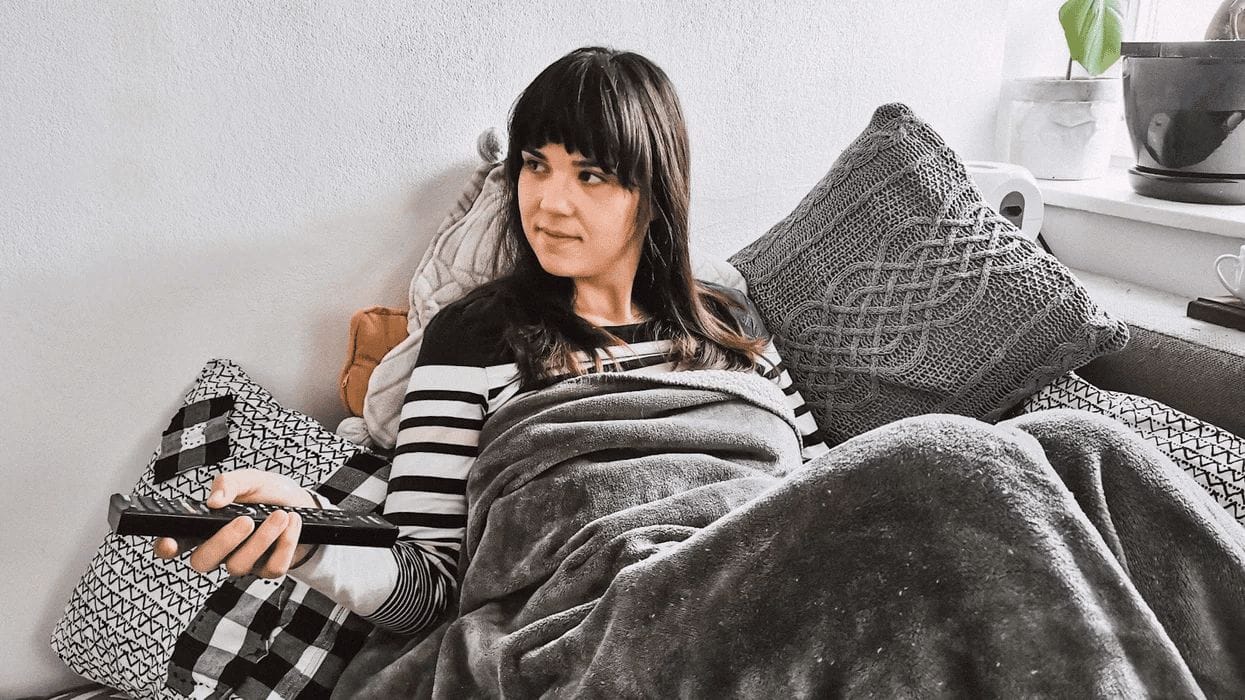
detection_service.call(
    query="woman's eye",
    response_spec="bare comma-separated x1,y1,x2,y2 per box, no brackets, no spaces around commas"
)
523,158,545,173
580,171,606,184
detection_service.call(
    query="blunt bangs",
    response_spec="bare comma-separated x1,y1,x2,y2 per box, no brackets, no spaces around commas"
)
508,50,652,192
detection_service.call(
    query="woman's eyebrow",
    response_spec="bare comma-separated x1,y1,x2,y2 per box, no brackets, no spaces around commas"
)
524,148,603,169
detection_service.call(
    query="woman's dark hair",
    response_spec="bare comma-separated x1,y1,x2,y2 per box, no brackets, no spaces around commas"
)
493,45,765,387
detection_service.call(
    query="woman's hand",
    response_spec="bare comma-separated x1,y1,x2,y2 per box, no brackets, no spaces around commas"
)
152,469,318,578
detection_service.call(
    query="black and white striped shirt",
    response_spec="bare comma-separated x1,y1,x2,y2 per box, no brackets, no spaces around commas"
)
293,283,828,636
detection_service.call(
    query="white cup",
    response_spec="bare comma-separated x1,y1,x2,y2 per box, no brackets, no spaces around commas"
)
1215,244,1245,301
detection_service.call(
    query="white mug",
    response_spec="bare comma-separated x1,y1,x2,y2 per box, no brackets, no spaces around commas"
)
1216,244,1245,301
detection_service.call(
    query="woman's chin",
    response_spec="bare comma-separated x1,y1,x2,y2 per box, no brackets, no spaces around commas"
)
534,257,582,279
539,265,580,279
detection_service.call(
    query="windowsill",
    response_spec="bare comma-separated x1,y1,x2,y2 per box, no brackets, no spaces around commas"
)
1035,165,1245,240
1066,267,1245,356
1031,162,1245,306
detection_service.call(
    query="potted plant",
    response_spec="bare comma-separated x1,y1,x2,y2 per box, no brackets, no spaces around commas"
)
1001,0,1124,180
1119,0,1245,204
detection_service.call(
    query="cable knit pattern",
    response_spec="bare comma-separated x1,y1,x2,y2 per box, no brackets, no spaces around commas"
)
729,103,1129,446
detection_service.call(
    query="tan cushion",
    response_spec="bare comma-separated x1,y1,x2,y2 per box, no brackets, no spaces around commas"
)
339,306,409,417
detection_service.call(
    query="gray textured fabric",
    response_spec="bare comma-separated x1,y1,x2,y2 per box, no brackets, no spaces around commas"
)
334,371,1244,698
729,103,1130,447
1079,325,1245,439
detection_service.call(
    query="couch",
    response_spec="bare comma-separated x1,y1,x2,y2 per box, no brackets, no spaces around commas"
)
1069,267,1244,439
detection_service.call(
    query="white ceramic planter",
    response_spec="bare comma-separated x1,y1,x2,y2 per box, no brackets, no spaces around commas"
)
1000,77,1123,180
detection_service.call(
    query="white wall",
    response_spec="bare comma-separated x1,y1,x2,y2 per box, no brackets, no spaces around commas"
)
1002,0,1073,81
0,1,1007,694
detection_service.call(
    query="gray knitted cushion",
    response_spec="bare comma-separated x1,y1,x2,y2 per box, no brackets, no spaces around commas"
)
729,103,1129,446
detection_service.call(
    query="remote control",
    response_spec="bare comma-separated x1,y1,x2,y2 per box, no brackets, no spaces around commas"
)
108,493,399,548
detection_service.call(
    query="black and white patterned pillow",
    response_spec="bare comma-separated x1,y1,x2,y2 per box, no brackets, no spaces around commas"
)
17,682,130,700
50,359,384,699
1019,372,1245,524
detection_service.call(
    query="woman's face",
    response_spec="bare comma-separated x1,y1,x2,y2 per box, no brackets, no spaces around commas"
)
518,142,646,286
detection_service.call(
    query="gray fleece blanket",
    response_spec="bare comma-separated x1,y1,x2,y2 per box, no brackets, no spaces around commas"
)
335,370,1245,698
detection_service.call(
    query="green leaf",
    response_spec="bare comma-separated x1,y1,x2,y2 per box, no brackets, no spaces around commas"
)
1058,0,1124,76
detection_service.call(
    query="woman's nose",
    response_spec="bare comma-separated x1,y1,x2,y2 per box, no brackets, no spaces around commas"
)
537,174,575,215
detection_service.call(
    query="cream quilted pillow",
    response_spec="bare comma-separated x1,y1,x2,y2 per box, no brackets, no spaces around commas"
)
360,129,747,449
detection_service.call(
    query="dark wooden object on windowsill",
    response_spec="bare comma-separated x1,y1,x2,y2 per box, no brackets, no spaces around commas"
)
1186,295,1245,331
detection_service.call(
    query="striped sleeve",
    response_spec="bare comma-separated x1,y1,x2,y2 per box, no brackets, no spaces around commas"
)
289,304,487,636
360,358,483,635
756,340,830,462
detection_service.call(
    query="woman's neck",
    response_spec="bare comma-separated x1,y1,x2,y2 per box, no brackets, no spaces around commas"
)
572,279,646,327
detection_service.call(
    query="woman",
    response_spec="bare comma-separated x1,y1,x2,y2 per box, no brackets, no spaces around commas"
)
155,45,828,635
155,47,1245,695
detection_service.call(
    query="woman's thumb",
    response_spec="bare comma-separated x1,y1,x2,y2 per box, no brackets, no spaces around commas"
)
205,469,255,508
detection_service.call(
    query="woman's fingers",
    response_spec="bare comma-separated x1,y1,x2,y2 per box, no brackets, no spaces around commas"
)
206,469,316,509
153,536,204,560
152,469,316,575
222,510,295,578
206,469,262,508
257,512,303,579
187,515,256,573
153,537,179,560
163,512,304,578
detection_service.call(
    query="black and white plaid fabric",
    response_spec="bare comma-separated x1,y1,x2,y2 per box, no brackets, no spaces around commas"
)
165,450,392,699
154,396,233,483
1019,371,1245,524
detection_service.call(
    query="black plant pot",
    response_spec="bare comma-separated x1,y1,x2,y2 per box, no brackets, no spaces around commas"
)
1121,40,1245,204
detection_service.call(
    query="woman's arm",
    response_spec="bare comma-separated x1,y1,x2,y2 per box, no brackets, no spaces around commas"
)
290,311,484,636
708,281,830,462
756,340,830,462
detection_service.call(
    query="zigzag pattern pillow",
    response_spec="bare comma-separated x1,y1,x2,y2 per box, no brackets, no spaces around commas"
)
1019,372,1244,524
50,359,375,699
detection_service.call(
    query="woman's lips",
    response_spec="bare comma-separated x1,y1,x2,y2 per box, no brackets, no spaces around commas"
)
539,226,578,240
